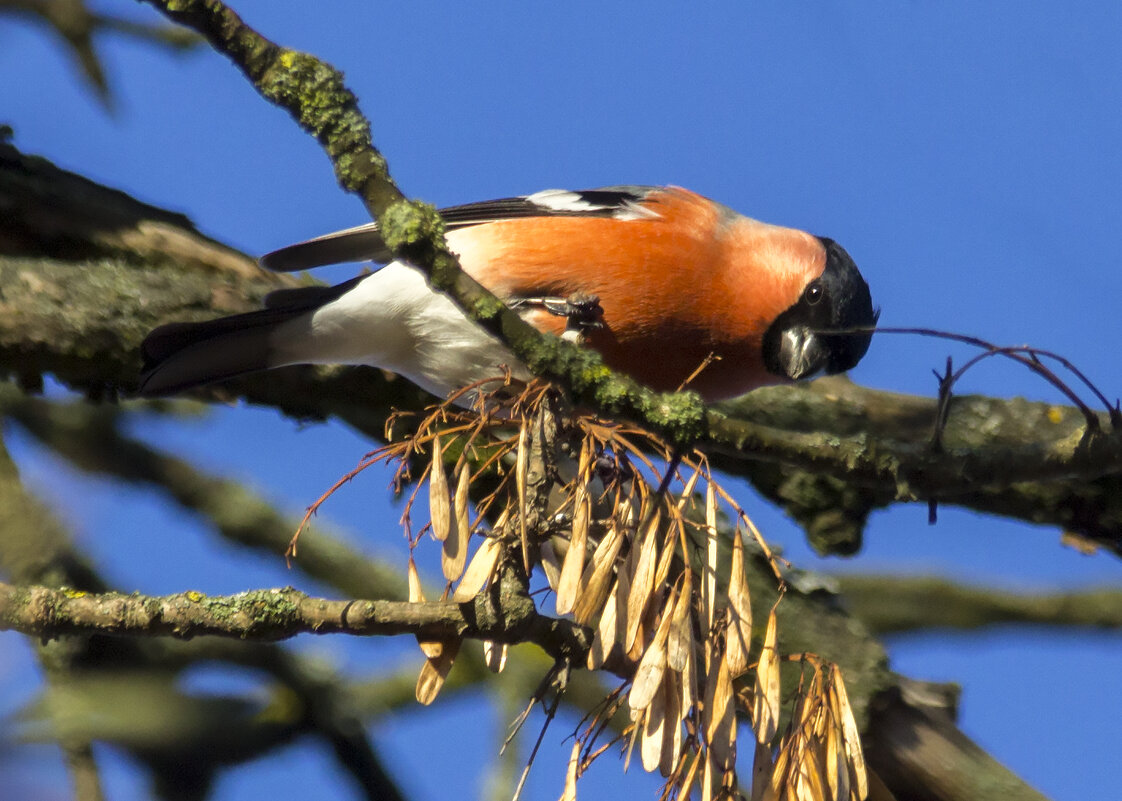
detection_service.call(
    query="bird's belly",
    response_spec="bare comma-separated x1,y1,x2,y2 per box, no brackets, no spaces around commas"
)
272,262,528,398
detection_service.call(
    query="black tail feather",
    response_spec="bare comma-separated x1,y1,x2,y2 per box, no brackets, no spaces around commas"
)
138,306,298,396
138,276,366,396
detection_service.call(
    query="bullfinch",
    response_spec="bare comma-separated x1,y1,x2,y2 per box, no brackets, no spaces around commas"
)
138,186,875,401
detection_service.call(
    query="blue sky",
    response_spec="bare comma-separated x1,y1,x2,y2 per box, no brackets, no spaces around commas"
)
2,2,1121,799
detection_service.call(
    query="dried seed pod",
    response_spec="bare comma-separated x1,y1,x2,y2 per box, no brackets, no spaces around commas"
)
752,607,781,744
830,669,868,800
572,521,625,626
441,463,472,582
630,586,677,711
666,570,693,672
559,740,580,801
640,674,669,773
439,462,471,578
750,740,774,801
613,531,639,657
539,539,562,591
704,651,735,771
407,555,425,604
825,710,850,801
625,511,660,652
795,735,829,801
588,578,621,669
515,422,529,571
625,597,656,664
618,492,637,528
408,556,442,659
725,528,753,678
415,638,461,705
556,489,590,615
451,535,502,603
624,705,643,773
674,467,701,511
652,521,677,590
703,481,719,635
660,669,684,778
428,435,451,542
761,736,792,801
678,640,697,721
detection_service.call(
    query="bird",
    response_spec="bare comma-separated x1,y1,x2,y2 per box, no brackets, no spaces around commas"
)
138,186,876,402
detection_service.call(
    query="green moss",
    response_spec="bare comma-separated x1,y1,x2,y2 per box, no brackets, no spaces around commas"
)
380,200,444,255
239,589,303,629
255,49,384,196
590,376,631,410
262,51,347,134
471,293,507,321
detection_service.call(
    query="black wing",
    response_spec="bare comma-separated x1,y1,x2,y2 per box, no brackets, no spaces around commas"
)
259,186,659,272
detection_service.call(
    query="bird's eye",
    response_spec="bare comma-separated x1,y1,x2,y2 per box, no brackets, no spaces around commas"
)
805,281,824,305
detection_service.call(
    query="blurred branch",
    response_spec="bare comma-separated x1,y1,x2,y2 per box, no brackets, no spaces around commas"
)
0,137,432,427
836,574,1122,635
1,0,202,108
0,427,407,801
0,552,891,725
866,680,1049,801
0,424,108,799
145,639,409,801
0,384,407,600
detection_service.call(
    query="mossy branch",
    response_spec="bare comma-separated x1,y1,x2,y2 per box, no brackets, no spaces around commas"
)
710,378,1122,556
0,581,592,664
137,0,708,445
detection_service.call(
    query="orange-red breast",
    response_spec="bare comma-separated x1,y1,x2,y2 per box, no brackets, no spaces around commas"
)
139,186,875,400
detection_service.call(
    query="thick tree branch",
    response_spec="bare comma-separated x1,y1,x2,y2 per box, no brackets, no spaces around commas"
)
708,383,1120,496
712,378,1122,555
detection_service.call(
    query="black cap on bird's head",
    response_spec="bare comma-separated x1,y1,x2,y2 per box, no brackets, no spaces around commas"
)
762,237,876,382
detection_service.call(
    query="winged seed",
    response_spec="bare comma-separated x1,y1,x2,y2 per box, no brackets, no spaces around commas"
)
428,435,451,542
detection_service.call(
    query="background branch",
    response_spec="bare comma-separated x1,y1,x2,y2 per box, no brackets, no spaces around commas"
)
836,575,1122,635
